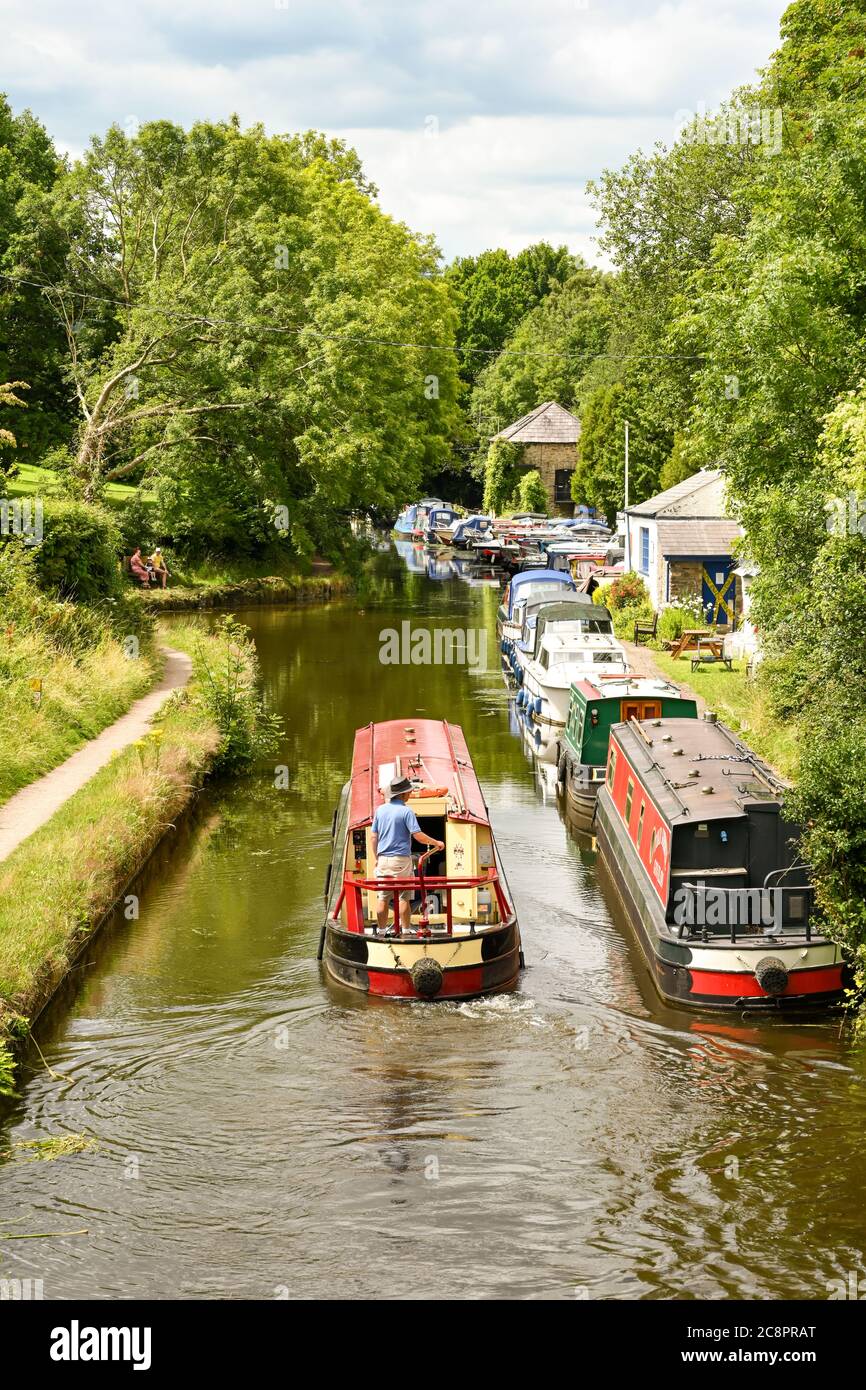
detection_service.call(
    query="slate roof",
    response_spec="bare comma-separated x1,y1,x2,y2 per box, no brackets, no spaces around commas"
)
627,468,729,518
656,519,742,558
493,400,581,445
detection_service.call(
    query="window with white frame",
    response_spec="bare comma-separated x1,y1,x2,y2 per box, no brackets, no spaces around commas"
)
640,526,650,574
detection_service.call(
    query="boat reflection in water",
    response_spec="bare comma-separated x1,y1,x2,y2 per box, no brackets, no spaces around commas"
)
392,539,428,575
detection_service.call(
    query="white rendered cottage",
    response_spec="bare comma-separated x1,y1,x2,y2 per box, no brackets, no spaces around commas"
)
625,469,744,628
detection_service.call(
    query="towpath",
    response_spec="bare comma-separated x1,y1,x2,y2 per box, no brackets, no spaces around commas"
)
0,646,192,864
619,638,710,714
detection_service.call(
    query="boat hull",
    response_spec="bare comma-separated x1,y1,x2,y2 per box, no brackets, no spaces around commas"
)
323,920,521,1000
556,745,601,828
595,789,844,1013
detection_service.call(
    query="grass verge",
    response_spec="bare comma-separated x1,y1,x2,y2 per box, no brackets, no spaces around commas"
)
649,649,798,779
0,629,159,806
0,615,280,1094
137,571,353,611
3,463,146,509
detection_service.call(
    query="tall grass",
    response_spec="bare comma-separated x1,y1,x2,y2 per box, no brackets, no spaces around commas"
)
0,545,158,805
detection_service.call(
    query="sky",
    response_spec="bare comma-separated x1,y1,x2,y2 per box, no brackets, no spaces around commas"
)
2,0,788,266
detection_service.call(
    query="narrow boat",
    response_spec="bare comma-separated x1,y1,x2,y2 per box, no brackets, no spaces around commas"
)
496,567,575,643
320,720,523,1000
595,714,844,1011
556,677,697,827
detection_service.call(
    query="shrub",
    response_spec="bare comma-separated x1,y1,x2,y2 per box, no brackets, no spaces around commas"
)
483,439,522,514
612,601,654,640
12,499,123,603
786,702,866,1019
657,598,704,643
514,468,548,514
117,489,157,555
187,616,282,773
605,571,649,611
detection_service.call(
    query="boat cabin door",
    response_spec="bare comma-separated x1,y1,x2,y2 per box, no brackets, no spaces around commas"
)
621,698,662,722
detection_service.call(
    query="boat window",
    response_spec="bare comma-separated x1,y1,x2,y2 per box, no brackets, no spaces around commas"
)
607,747,617,786
625,778,634,823
637,802,645,847
540,649,550,670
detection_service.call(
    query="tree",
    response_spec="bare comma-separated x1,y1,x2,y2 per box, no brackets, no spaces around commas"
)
14,119,461,554
0,95,71,457
0,380,27,474
470,269,611,436
515,469,548,514
659,432,701,491
446,242,577,387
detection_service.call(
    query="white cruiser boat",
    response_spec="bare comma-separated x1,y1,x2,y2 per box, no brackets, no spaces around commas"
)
513,603,630,729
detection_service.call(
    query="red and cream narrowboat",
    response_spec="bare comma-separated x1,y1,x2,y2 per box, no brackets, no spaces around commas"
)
595,714,844,1012
319,719,523,1001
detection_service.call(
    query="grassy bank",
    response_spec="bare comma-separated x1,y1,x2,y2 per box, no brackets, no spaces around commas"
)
0,545,159,806
137,571,353,612
649,650,798,780
0,617,277,1095
0,633,159,807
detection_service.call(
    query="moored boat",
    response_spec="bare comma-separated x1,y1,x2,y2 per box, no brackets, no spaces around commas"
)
320,719,523,1001
515,602,630,729
556,677,697,827
496,567,576,643
393,497,445,538
595,714,844,1011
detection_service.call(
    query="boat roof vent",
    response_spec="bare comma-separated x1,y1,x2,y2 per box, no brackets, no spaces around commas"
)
700,785,715,795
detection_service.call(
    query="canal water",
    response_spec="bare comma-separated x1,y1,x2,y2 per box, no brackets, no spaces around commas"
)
2,544,866,1301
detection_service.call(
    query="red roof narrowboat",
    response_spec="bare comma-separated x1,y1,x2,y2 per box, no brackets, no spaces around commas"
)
595,714,844,1012
319,720,523,1001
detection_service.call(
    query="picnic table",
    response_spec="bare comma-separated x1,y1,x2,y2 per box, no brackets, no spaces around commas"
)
690,637,733,673
667,628,713,660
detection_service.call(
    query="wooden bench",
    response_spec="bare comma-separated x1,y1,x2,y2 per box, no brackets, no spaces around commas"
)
633,614,658,645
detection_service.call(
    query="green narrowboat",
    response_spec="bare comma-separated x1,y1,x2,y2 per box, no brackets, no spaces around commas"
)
555,676,698,828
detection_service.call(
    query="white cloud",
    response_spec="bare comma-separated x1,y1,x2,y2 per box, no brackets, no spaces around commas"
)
1,0,788,261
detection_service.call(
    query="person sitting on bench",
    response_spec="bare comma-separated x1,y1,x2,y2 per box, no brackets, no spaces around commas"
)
129,546,152,587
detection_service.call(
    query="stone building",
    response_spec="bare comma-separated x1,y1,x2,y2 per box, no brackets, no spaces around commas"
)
492,401,580,516
624,469,743,627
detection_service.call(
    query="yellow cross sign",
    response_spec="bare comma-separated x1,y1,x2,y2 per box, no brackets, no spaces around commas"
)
702,567,735,624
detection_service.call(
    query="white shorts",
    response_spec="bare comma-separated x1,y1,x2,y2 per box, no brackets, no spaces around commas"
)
376,855,414,905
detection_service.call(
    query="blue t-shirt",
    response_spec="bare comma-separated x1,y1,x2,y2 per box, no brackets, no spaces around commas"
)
372,800,421,857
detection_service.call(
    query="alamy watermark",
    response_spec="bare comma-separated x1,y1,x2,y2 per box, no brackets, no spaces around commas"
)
1,1277,44,1300
675,103,783,156
826,492,866,537
672,884,783,931
379,621,487,670
0,496,43,545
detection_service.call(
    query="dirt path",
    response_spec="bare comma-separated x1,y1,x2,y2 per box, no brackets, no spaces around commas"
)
0,646,192,864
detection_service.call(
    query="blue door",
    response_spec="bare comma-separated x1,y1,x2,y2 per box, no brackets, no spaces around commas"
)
701,559,735,626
